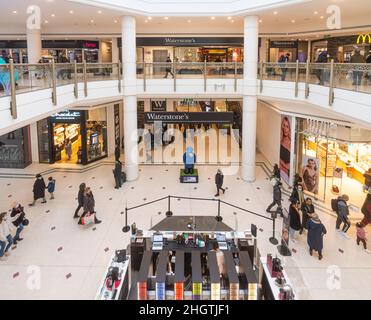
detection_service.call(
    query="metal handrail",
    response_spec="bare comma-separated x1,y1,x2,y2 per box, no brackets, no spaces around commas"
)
2,61,371,120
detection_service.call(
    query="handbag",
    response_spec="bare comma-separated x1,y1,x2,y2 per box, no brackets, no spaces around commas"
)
80,212,96,225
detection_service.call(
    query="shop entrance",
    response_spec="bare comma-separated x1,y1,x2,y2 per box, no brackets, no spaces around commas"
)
52,123,82,164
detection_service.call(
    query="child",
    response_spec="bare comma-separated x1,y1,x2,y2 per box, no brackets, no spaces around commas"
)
47,177,56,200
356,222,370,254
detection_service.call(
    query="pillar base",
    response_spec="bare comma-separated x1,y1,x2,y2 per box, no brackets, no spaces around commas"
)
241,164,256,182
125,164,139,181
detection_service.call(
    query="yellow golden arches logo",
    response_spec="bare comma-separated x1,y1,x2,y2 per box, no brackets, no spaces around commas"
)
357,34,371,44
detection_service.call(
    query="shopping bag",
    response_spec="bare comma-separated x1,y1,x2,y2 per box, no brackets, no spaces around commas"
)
80,212,95,225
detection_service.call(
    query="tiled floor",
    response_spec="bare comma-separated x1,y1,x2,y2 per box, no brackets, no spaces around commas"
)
0,158,370,300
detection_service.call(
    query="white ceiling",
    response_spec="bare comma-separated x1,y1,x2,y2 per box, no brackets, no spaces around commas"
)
0,0,370,39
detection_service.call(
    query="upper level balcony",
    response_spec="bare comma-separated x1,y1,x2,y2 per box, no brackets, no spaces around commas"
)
0,60,371,134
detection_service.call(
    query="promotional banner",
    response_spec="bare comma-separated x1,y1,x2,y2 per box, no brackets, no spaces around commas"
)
301,155,320,195
279,115,292,184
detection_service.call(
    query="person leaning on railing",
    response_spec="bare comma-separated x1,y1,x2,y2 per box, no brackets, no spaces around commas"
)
350,47,365,87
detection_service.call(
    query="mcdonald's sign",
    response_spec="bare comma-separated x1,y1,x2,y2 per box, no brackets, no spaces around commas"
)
357,33,371,44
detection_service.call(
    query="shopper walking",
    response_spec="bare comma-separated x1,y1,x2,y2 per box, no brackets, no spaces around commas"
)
113,160,123,189
266,180,283,216
74,183,86,219
0,212,14,261
316,50,329,85
164,56,174,78
350,47,365,87
307,213,327,260
335,194,351,239
279,53,290,81
300,197,315,234
10,202,28,245
360,193,371,227
271,163,281,181
81,187,102,224
214,169,225,197
65,138,72,161
288,201,301,242
47,177,56,200
356,222,370,254
29,174,47,206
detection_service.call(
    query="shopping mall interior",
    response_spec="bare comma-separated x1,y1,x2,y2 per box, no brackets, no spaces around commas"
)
0,0,371,303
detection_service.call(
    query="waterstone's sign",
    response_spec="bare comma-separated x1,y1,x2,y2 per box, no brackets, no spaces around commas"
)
144,112,233,124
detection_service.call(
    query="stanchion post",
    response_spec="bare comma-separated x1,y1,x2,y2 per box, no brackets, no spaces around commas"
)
269,214,278,245
215,199,223,222
122,207,130,233
166,195,173,217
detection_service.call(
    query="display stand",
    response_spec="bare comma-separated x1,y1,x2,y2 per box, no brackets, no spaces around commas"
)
180,169,199,183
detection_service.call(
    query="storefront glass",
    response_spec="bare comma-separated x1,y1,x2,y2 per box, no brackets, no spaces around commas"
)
296,118,371,209
0,126,31,168
86,108,107,162
37,118,51,163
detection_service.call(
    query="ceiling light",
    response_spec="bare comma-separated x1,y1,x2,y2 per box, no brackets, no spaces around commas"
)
259,19,262,23
144,20,148,23
187,19,191,23
231,20,234,23
69,10,74,14
273,11,278,15
12,10,17,14
211,16,215,20
90,19,94,23
51,14,55,17
314,11,318,14
98,10,102,14
148,17,152,20
227,16,232,20
114,20,118,23
164,17,168,20
291,19,296,23
44,20,49,24
320,16,324,19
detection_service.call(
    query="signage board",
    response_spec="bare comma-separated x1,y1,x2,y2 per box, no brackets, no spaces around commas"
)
151,100,167,112
144,112,233,124
50,110,82,123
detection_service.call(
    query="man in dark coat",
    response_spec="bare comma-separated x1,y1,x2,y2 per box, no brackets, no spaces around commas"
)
29,174,46,206
266,180,283,215
113,161,123,189
81,187,101,224
361,193,371,226
307,214,327,260
289,201,301,242
74,183,86,219
214,169,225,197
10,202,26,244
300,197,315,234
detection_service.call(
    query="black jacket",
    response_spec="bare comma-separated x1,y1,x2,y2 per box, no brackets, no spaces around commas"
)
77,189,85,206
289,205,301,231
114,162,122,178
11,205,25,227
33,178,46,199
273,184,282,202
215,172,224,187
115,147,120,161
83,194,95,213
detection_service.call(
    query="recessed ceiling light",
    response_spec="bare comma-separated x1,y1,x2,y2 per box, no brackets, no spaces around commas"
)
164,17,168,20
259,19,263,23
69,10,74,14
231,20,234,23
187,19,191,23
211,16,215,20
114,20,118,23
273,11,278,15
291,19,296,23
144,20,148,23
148,17,152,20
320,16,324,19
90,19,94,23
51,14,55,17
12,10,17,14
227,16,232,20
44,20,49,24
314,11,318,14
98,10,102,14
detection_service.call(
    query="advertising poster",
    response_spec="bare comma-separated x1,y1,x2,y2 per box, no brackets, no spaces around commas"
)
279,115,292,184
301,155,320,195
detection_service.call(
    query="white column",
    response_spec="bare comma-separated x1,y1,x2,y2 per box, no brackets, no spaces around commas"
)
111,38,119,63
26,28,42,64
122,16,139,181
30,122,39,163
241,16,259,182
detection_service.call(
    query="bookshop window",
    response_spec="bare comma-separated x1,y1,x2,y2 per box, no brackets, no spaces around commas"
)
86,108,107,162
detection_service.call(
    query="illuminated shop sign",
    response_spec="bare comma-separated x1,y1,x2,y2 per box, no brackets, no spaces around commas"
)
51,110,82,122
144,112,233,124
356,34,371,44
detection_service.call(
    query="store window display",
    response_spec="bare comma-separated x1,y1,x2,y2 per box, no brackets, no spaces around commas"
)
86,108,107,162
0,126,31,169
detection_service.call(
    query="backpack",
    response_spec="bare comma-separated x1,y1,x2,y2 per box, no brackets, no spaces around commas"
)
331,199,339,212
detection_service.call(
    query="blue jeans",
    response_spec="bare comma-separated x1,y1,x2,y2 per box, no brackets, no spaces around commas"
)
14,224,24,241
0,235,13,257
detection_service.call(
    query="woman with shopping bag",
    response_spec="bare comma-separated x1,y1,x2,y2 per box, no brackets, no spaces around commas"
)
79,187,102,225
